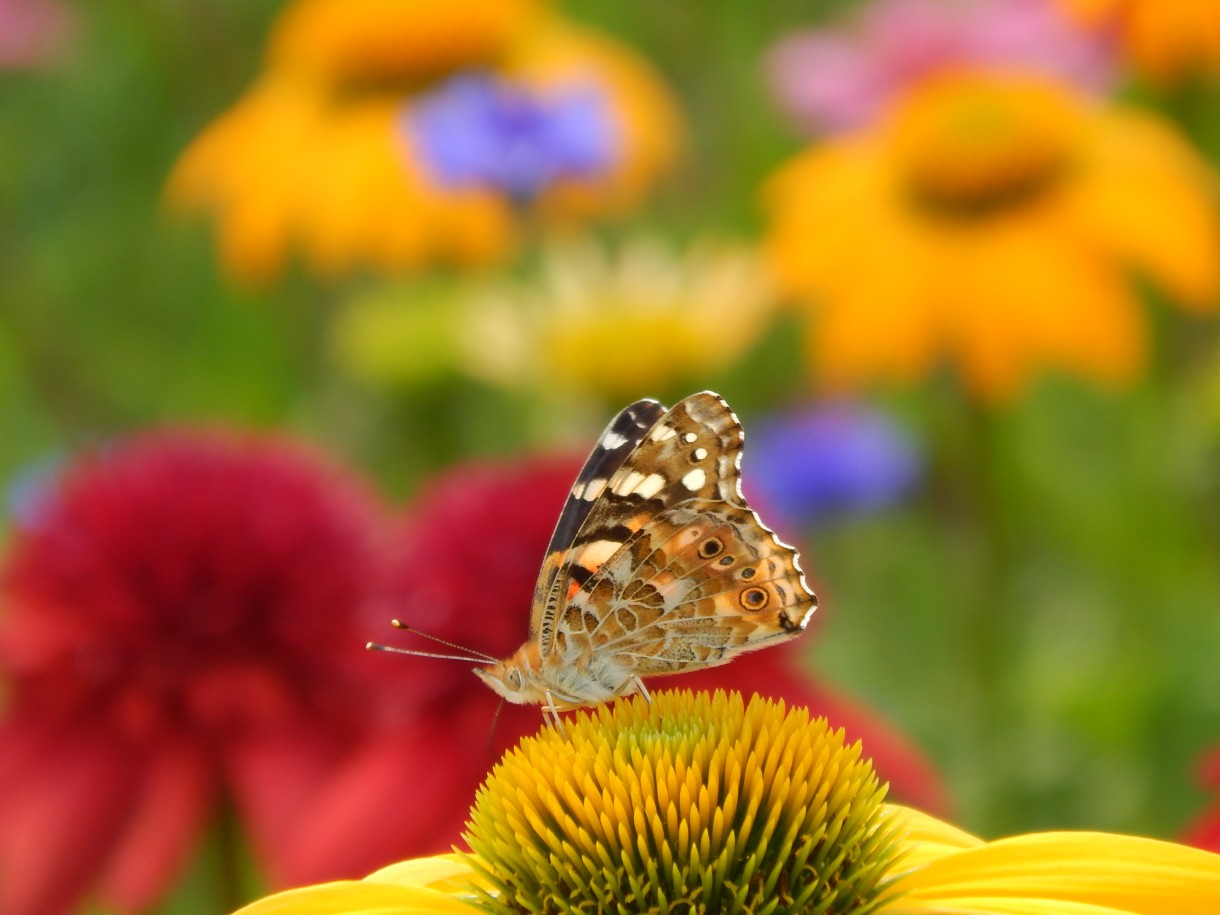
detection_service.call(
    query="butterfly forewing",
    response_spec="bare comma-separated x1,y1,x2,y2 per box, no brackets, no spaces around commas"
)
541,398,666,559
531,398,664,646
596,392,746,508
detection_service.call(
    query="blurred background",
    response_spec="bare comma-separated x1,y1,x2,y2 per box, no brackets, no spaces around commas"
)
3,0,1220,912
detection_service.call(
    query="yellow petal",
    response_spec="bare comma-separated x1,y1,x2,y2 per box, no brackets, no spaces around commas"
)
268,0,544,83
885,804,982,874
765,141,945,390
889,897,1164,914
232,879,477,915
365,852,478,888
1065,109,1220,310
166,78,315,283
1124,0,1220,84
893,830,1220,914
935,209,1144,399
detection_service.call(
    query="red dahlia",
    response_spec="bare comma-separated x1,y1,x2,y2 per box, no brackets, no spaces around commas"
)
0,430,389,915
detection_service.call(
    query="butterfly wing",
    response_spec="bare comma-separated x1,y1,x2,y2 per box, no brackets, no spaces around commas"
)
553,500,816,677
530,398,664,644
531,392,752,655
541,398,666,560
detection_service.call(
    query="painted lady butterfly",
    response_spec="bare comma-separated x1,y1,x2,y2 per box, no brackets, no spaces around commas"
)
371,392,816,725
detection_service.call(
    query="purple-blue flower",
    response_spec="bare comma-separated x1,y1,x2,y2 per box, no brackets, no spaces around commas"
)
405,73,619,199
4,452,65,530
743,401,922,530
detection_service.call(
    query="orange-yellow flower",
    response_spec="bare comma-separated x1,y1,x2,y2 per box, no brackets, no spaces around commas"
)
166,0,681,284
765,70,1220,401
1058,0,1220,84
228,692,1220,915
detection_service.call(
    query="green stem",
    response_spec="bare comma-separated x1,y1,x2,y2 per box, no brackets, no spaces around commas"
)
933,389,1018,821
961,400,1014,742
213,800,248,914
0,292,126,437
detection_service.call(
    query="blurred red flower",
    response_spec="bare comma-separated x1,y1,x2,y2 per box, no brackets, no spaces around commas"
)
0,436,949,915
1184,751,1220,852
0,431,390,915
272,458,577,884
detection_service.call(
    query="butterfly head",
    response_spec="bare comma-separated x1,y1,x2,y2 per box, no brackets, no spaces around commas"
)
474,642,550,706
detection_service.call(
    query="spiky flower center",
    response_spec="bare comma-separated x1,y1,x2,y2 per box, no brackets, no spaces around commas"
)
465,690,900,914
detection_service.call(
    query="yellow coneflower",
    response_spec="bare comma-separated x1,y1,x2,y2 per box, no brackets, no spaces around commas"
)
461,234,778,402
166,0,681,284
1058,0,1220,85
231,691,1220,915
765,70,1220,402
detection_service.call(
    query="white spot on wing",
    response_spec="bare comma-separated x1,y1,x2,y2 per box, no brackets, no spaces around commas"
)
681,468,706,491
579,478,607,501
634,473,667,499
578,539,623,568
693,447,708,461
611,471,666,499
613,470,645,495
650,425,677,442
601,432,629,449
682,432,698,443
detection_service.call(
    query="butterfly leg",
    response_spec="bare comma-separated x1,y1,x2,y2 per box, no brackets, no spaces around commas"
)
544,690,567,736
632,676,652,706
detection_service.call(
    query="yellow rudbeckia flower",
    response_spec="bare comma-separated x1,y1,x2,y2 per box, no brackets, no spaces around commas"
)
232,691,1220,915
167,0,681,284
765,70,1220,402
462,235,778,402
1058,0,1220,84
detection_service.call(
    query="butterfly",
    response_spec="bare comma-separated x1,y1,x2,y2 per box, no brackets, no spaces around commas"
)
372,392,816,726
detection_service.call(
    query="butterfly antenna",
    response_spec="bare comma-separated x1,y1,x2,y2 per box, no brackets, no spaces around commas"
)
365,619,497,664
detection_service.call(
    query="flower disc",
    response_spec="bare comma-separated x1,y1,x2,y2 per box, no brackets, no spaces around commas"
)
466,689,899,914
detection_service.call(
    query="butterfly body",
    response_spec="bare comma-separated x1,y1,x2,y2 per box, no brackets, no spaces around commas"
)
475,392,817,717
475,640,634,710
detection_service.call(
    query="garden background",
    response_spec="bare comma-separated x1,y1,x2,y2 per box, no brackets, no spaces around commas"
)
3,1,1220,913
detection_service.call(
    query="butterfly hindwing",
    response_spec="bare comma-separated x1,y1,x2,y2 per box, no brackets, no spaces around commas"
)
553,500,816,674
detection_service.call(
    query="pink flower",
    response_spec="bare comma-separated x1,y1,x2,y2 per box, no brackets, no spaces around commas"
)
0,431,389,914
0,0,73,70
768,0,1113,134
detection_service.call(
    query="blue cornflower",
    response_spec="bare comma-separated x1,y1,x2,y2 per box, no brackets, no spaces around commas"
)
406,73,618,199
745,401,922,529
